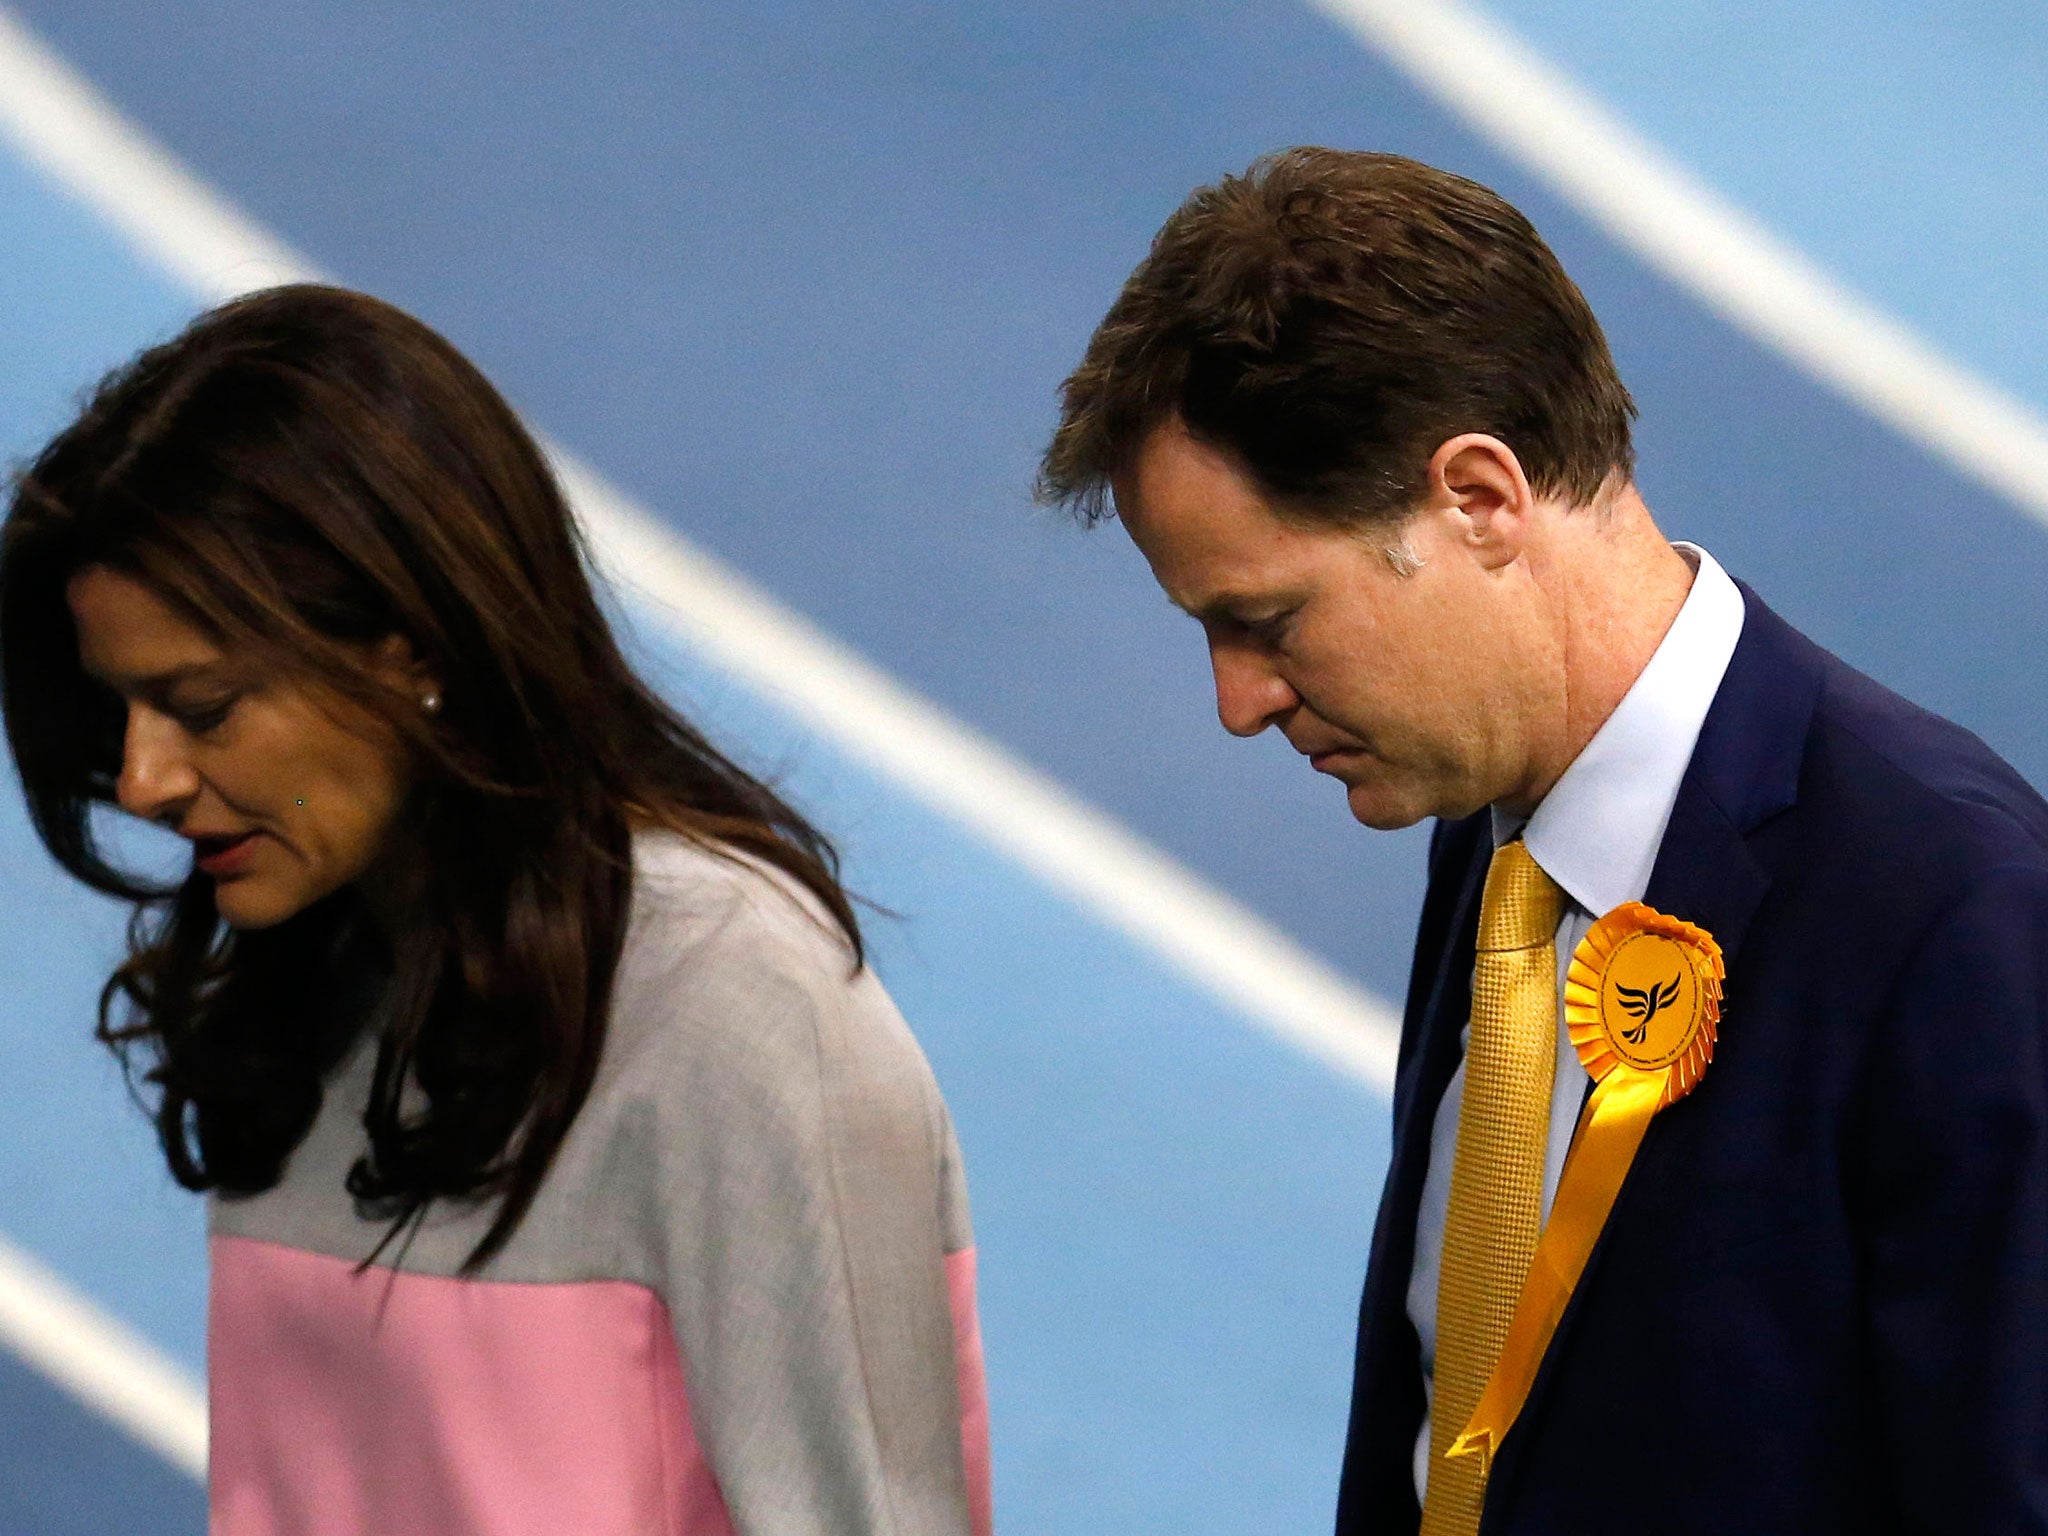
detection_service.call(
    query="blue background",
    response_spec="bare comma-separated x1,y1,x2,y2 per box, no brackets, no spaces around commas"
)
2,3,2043,1531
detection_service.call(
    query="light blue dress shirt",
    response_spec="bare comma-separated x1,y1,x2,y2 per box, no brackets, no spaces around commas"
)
1404,544,1746,1501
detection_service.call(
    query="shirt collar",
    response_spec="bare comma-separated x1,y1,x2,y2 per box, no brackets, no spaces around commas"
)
1492,544,1746,918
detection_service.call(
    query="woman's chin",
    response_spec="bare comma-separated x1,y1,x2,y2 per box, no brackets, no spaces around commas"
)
212,879,308,930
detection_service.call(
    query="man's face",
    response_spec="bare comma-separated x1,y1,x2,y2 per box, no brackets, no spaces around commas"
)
1114,419,1544,829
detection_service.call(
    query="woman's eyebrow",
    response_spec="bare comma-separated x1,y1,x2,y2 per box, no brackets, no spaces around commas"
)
81,659,226,696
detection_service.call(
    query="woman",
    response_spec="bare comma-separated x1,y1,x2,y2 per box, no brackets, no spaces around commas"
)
1,285,991,1536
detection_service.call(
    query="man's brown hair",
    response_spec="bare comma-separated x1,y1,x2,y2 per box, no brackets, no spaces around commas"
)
1037,147,1636,529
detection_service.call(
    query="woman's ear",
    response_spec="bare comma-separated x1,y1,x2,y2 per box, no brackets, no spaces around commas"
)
369,632,439,705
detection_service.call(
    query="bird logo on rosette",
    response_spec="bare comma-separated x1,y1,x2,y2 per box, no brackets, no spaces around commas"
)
1596,935,1700,1070
1614,973,1682,1045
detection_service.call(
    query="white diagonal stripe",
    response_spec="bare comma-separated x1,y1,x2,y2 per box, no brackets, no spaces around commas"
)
0,6,303,300
0,1232,207,1478
1311,0,2048,533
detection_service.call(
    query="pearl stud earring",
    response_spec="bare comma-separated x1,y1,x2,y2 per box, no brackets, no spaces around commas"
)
421,690,442,714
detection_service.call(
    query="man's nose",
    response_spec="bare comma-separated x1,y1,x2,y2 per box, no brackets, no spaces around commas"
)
1211,645,1298,738
115,707,201,827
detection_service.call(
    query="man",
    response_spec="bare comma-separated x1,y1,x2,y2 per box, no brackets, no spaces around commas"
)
1036,148,2048,1533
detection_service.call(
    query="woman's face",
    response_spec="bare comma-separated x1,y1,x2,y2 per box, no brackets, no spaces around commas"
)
66,565,428,930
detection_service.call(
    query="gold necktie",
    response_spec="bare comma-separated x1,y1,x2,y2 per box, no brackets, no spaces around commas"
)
1420,838,1565,1536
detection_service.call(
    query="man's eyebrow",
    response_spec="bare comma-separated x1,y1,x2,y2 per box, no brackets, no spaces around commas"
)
1173,590,1270,624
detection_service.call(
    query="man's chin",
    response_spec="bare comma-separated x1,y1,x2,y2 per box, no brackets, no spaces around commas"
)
1343,781,1431,832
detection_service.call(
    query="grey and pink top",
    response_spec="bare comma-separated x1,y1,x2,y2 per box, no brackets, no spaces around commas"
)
206,829,992,1536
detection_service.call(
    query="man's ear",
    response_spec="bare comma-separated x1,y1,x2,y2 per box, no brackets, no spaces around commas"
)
1425,433,1535,571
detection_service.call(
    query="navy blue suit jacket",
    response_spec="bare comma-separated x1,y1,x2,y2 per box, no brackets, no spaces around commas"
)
1335,586,2048,1533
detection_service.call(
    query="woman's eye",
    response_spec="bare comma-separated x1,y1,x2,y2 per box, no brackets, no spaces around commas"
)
175,695,239,734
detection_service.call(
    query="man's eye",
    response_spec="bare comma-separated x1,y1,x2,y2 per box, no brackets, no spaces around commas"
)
1245,610,1295,643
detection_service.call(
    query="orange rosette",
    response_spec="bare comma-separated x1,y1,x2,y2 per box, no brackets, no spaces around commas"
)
1565,902,1722,1103
1448,902,1723,1472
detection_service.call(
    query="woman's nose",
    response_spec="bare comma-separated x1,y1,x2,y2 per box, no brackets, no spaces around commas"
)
115,707,201,827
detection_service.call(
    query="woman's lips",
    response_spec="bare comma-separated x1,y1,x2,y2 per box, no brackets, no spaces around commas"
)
194,831,261,877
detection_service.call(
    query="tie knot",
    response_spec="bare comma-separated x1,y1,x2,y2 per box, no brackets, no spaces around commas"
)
1477,839,1565,952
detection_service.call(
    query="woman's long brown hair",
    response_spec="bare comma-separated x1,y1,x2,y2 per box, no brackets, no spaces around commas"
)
0,284,862,1269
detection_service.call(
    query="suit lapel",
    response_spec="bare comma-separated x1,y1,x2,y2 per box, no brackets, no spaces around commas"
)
1641,774,1772,965
1480,584,1823,1514
1641,585,1818,958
